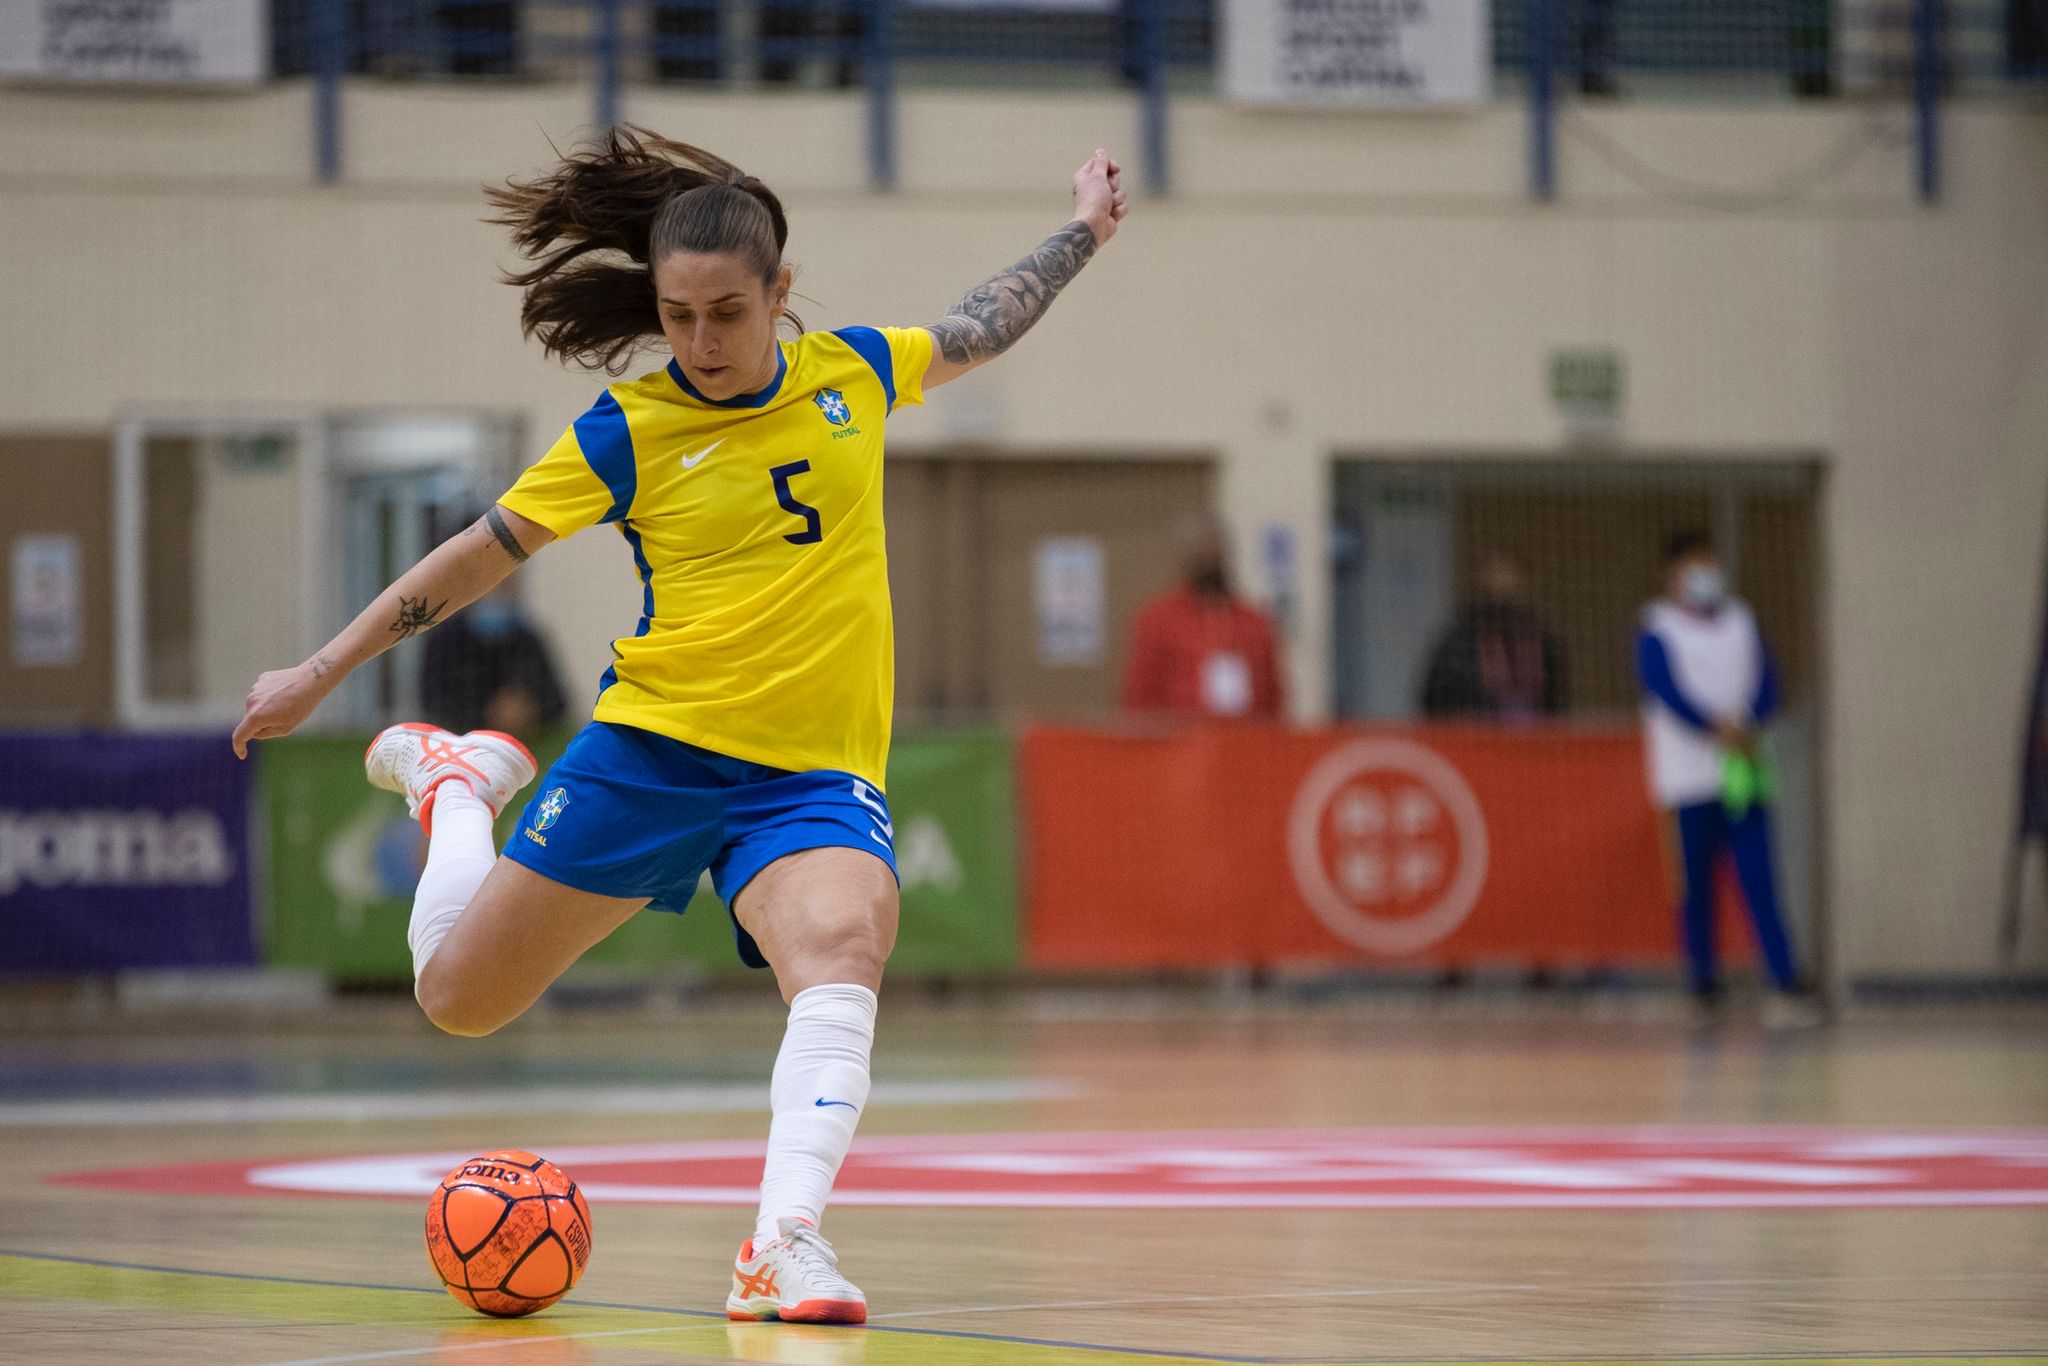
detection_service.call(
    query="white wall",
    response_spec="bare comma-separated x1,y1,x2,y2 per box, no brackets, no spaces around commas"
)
3,82,2044,979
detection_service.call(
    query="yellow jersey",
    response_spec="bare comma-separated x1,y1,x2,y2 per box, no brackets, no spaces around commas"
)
497,326,933,791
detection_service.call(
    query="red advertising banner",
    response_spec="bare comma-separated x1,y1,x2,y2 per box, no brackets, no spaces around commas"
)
1021,724,1716,969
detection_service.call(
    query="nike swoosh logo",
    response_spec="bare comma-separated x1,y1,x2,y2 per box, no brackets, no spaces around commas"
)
814,1099,859,1110
681,438,724,470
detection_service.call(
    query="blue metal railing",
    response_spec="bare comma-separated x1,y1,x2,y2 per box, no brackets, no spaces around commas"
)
279,0,2040,202
865,0,896,189
1528,0,1557,200
1497,0,1836,87
1916,0,1944,199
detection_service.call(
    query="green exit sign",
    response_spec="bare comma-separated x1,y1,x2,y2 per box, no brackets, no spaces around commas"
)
1550,348,1626,414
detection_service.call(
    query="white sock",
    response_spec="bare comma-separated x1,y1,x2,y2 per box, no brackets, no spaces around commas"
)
754,982,877,1247
408,780,495,981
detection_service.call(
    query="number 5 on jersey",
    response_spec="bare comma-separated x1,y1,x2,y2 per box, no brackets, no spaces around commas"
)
770,461,823,545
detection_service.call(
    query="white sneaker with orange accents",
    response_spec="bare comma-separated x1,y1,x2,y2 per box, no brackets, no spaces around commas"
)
726,1219,867,1324
364,723,536,830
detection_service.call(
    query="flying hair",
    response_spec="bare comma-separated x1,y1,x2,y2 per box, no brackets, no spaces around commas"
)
484,125,795,374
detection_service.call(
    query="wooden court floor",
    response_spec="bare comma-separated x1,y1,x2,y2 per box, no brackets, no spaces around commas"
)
2,995,2046,1365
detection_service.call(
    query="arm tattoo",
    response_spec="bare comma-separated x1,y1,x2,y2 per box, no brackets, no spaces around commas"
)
929,220,1099,366
480,506,529,563
309,653,338,682
389,595,447,641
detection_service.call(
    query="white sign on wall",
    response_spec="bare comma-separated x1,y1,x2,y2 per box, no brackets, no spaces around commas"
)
1224,0,1489,107
1033,537,1106,667
11,535,82,668
0,0,268,85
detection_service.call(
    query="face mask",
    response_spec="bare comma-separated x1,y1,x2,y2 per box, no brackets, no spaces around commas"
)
468,601,519,638
1680,565,1726,611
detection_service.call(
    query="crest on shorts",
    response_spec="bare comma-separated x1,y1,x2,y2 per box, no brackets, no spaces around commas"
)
812,388,852,427
533,787,569,832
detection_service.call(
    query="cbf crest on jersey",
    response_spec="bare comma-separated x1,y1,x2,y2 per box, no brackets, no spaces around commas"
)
812,388,852,427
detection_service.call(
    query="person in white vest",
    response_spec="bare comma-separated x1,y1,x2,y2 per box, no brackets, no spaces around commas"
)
1636,531,1803,1010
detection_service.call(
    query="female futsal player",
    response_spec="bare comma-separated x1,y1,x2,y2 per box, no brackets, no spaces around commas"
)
231,127,1127,1323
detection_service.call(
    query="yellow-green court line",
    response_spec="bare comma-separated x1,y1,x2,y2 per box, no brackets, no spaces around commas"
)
0,1250,1306,1365
2,1251,2043,1366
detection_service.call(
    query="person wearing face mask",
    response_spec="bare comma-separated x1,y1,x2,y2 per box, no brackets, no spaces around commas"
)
1419,552,1568,722
1121,516,1288,722
1636,530,1808,1015
419,575,569,738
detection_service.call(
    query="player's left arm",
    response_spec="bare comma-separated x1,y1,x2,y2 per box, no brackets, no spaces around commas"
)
922,149,1128,391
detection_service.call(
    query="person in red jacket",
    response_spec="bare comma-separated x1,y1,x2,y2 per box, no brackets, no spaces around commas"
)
1121,517,1287,720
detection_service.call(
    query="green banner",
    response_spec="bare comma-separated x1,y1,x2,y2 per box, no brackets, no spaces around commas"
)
260,729,1016,982
871,729,1018,974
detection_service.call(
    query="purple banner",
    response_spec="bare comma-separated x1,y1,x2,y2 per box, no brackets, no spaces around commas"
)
0,733,255,972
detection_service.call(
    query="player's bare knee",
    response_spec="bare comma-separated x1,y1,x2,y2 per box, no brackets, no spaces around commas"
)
415,962,504,1038
816,915,889,975
842,929,891,983
423,1000,505,1038
781,910,889,991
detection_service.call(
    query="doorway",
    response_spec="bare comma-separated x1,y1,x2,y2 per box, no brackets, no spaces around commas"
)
886,454,1216,725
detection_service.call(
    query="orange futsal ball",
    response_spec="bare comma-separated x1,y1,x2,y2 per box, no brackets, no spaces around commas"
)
424,1150,593,1317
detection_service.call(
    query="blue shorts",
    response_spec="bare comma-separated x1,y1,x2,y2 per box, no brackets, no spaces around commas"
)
502,721,897,969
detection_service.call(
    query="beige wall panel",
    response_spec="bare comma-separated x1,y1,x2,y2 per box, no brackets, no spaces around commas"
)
1824,112,2048,976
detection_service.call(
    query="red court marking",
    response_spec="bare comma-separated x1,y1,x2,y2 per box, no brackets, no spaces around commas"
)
48,1126,2048,1210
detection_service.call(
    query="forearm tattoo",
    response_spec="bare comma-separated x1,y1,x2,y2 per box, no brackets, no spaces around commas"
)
479,506,529,563
389,595,447,641
309,653,338,681
929,220,1099,365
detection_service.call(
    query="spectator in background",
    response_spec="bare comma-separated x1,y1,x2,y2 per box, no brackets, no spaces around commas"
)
439,0,518,76
420,578,569,737
1574,0,1832,98
1577,0,1621,96
1419,552,1567,721
1122,517,1286,721
760,0,861,85
651,0,858,87
1637,531,1811,1018
652,0,724,81
2012,0,2048,77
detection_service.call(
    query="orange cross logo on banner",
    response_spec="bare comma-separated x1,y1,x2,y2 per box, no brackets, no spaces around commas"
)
1287,738,1491,954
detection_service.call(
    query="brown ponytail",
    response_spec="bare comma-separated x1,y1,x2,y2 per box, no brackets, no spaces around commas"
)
484,125,794,375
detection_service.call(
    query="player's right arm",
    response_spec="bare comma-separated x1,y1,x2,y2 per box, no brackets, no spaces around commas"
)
921,149,1127,392
230,505,553,758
